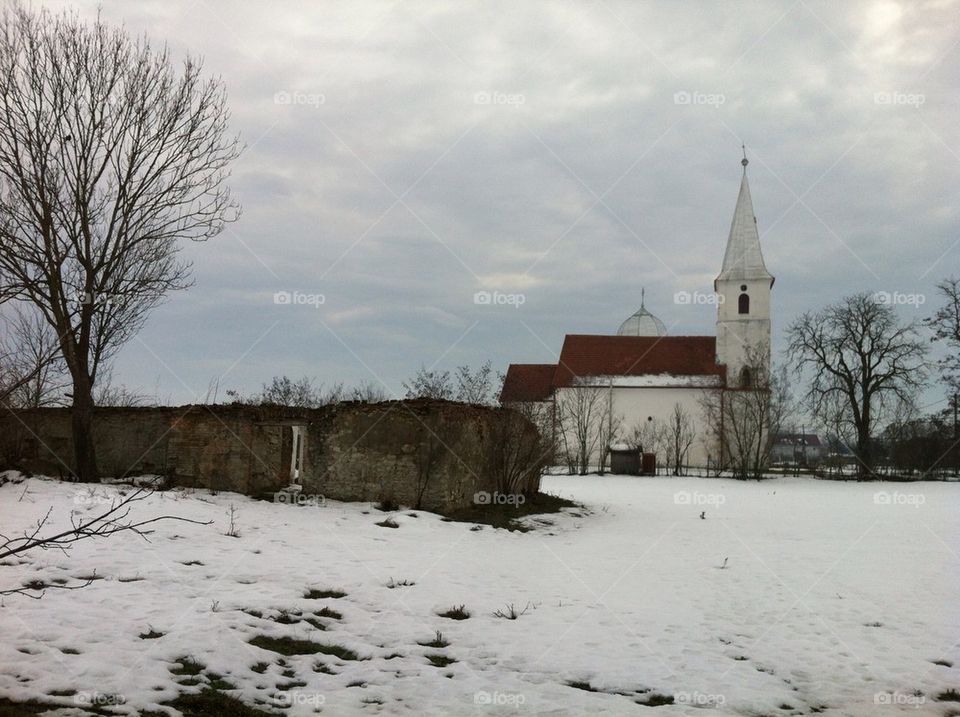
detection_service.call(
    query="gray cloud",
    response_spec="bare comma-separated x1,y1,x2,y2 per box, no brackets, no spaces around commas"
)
41,0,960,408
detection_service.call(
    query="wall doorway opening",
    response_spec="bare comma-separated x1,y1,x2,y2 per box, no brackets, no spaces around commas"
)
280,424,306,484
290,425,304,482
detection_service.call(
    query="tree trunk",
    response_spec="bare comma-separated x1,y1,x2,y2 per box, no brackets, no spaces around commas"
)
71,373,98,482
857,425,872,480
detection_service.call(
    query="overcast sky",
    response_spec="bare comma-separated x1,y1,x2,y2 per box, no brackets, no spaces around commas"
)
44,0,960,408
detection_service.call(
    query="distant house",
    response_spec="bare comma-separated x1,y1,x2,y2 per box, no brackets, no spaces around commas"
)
771,433,824,467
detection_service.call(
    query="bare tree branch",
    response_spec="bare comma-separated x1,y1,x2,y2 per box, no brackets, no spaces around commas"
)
0,488,211,568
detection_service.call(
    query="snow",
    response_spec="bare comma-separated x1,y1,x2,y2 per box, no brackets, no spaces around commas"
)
0,475,958,716
580,375,723,388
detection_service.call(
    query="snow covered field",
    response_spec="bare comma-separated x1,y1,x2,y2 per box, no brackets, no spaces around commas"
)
0,474,958,716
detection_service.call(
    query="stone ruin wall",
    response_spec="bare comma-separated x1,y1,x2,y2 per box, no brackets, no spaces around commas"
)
0,400,543,512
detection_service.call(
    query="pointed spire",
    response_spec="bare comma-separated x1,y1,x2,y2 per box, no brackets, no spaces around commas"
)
641,287,645,309
715,149,773,287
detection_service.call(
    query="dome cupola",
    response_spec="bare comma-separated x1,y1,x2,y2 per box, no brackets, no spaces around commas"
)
617,290,667,337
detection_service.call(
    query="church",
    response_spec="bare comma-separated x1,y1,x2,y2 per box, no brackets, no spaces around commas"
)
500,153,774,470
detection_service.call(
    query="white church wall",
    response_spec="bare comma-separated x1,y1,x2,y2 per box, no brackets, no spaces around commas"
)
610,386,719,468
550,385,721,472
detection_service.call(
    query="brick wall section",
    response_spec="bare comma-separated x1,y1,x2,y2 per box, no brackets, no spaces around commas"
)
0,400,543,512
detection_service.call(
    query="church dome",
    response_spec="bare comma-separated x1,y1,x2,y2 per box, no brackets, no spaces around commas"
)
617,293,667,337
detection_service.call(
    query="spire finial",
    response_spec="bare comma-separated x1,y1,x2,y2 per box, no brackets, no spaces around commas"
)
741,144,749,168
641,287,645,308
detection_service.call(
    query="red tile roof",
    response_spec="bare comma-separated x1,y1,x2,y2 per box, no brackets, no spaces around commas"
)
553,335,724,387
500,363,557,403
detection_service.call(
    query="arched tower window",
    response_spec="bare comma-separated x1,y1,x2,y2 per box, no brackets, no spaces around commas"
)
738,293,750,315
740,366,753,387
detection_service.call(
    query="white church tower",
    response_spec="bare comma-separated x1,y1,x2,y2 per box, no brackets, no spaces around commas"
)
714,149,774,388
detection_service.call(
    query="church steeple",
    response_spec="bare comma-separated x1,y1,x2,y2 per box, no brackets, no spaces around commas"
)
714,148,773,387
715,149,774,290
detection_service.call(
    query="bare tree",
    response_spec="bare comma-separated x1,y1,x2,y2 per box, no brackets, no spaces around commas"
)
454,360,496,405
815,391,861,476
0,6,242,481
257,376,344,407
259,376,318,407
403,365,454,400
0,303,66,407
485,409,547,497
595,385,622,476
349,380,389,403
93,366,152,407
627,415,665,455
555,382,612,475
413,420,444,509
664,402,696,476
926,276,960,396
404,361,499,404
700,347,791,479
234,376,381,407
697,389,727,476
882,409,957,478
787,292,927,478
509,399,559,468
